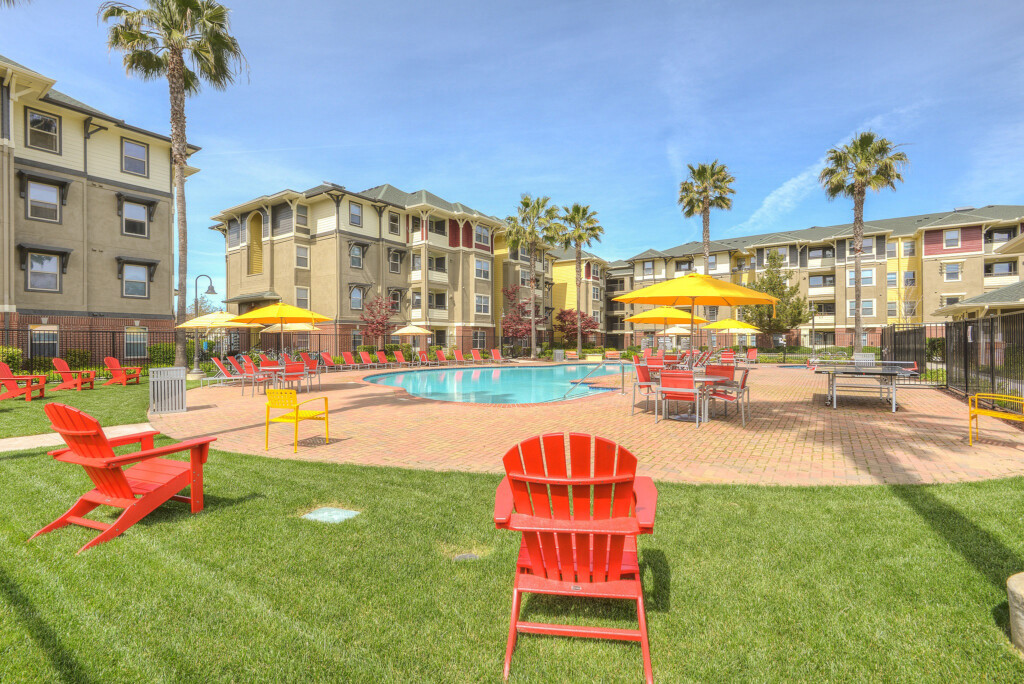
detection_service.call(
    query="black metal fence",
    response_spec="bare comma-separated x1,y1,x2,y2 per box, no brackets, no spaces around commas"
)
945,311,1024,399
881,323,948,385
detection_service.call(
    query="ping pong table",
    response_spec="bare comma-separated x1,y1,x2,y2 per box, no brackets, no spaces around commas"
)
810,355,919,412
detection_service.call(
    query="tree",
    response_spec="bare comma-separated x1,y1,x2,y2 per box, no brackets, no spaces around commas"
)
677,161,735,274
819,131,908,352
553,309,599,349
359,295,393,349
500,285,532,351
504,194,559,358
551,203,603,358
743,250,810,346
185,293,217,318
102,0,246,366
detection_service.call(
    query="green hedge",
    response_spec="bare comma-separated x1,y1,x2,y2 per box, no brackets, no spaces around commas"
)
65,348,91,369
0,345,23,370
148,340,194,367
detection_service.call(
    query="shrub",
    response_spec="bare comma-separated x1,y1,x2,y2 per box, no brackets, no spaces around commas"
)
926,337,946,362
357,344,377,353
148,340,194,367
65,348,91,369
0,345,23,370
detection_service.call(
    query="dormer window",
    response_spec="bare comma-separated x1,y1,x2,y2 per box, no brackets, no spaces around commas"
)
26,108,60,153
121,139,149,176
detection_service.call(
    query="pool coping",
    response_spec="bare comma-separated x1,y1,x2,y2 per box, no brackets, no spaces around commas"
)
358,363,624,408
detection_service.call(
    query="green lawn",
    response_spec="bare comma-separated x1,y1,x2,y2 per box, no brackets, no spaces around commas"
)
2,439,1024,682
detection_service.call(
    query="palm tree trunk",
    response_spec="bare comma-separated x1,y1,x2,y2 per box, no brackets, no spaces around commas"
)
702,206,711,275
852,186,865,353
168,49,189,367
528,247,537,358
575,245,583,357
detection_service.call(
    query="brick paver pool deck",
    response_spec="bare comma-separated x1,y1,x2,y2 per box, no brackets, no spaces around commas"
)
150,363,1024,486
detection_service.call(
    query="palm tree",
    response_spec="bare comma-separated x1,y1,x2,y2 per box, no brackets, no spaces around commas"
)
551,203,603,357
677,161,736,275
819,131,908,352
101,0,245,366
504,194,560,358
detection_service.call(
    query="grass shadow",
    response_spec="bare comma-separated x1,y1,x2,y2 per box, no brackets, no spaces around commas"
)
640,548,671,612
0,567,92,684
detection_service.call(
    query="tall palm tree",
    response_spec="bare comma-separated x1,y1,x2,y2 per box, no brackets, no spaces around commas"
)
819,131,908,352
504,194,560,358
101,0,246,366
551,203,603,357
678,161,736,275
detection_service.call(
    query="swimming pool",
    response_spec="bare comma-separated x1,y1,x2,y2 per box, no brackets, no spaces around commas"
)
365,363,620,404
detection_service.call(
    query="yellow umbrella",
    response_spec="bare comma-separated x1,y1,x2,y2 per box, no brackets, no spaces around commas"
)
175,311,261,330
393,325,432,336
701,318,761,332
626,307,708,351
231,303,331,352
262,322,317,333
615,273,777,348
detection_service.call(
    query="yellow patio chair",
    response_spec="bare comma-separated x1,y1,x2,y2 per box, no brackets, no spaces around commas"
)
265,389,329,453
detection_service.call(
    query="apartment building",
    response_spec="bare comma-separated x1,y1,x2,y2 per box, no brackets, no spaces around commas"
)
211,183,502,351
617,205,1024,347
491,233,557,344
1,54,191,358
604,260,632,349
548,246,608,345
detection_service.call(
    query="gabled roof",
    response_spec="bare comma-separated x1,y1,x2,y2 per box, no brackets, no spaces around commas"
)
547,246,606,263
632,248,669,260
933,279,1024,317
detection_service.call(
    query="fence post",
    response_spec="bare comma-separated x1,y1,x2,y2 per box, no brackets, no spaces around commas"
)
963,321,969,395
990,317,997,394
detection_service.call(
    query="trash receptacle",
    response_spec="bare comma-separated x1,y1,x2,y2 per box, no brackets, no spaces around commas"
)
149,366,187,414
553,350,565,362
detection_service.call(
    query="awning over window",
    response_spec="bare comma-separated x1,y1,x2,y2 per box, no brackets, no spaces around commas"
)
17,243,72,273
16,169,71,205
116,256,160,282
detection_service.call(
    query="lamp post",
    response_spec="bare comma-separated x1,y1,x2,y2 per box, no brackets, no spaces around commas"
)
189,274,217,379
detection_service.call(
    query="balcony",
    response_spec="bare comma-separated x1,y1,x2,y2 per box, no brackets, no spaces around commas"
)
808,286,835,298
410,269,422,281
411,308,422,319
428,268,448,284
985,274,1018,287
812,315,835,325
428,306,448,318
807,257,835,269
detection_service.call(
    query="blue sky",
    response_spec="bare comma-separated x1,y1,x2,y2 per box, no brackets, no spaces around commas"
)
5,0,1024,302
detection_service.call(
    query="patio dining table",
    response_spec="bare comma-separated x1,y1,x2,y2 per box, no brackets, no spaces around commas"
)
655,371,730,424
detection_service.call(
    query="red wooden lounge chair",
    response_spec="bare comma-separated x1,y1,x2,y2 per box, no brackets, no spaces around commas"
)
453,349,468,365
31,403,216,554
494,433,658,683
375,351,395,368
471,349,484,364
435,349,451,365
102,357,141,386
52,358,96,391
318,351,341,372
491,349,507,364
393,350,411,367
0,362,46,401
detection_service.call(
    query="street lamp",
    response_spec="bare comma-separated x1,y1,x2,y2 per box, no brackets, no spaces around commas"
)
190,274,217,377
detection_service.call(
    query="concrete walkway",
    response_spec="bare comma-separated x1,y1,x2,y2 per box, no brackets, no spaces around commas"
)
0,422,155,453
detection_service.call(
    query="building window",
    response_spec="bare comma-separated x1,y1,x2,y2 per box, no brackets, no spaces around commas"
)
27,252,60,291
296,286,309,309
808,246,834,259
675,260,690,273
412,291,422,309
847,268,873,286
861,332,869,347
987,227,1017,243
944,296,961,306
412,253,422,271
122,201,148,237
706,306,718,322
903,271,916,287
428,218,447,236
411,216,421,235
389,290,401,311
472,331,487,349
296,204,308,227
848,299,874,317
944,229,960,248
474,225,490,246
27,181,60,222
121,139,149,176
887,301,898,318
519,269,531,287
351,330,362,348
26,108,60,153
886,241,897,258
296,245,309,268
707,255,717,270
349,202,362,226
122,263,149,298
903,241,915,257
429,292,446,310
29,325,58,358
985,261,1018,276
349,244,363,269
593,285,600,300
903,301,917,317
643,260,654,276
814,302,835,315
475,259,490,280
847,239,873,256
389,251,401,273
350,287,363,310
475,294,490,314
434,329,447,346
428,255,446,273
887,271,897,288
124,326,148,358
388,212,401,235
944,263,962,281
809,274,835,288
593,265,600,279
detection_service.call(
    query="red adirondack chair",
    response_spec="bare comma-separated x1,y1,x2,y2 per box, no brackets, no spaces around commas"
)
494,433,658,683
0,362,46,401
102,357,141,386
31,403,216,554
52,358,96,391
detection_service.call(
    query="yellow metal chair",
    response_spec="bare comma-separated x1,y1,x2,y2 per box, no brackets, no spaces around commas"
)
265,389,329,453
969,393,1024,445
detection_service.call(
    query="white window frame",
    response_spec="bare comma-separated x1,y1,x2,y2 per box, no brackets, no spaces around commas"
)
428,218,447,236
27,181,60,222
519,269,530,287
886,241,897,258
124,326,148,359
296,245,309,269
903,270,916,287
350,287,364,310
388,290,401,311
296,204,308,227
706,306,718,322
475,258,491,280
848,239,874,256
903,241,915,257
27,251,61,292
349,244,363,269
122,263,149,298
642,260,654,276
592,285,600,301
411,253,422,271
389,250,401,274
886,272,897,288
474,225,489,246
944,229,960,248
707,255,717,270
122,200,149,237
847,268,873,286
388,212,401,235
296,286,310,309
475,294,490,314
887,301,898,318
985,261,1018,276
412,291,422,309
121,138,149,177
349,201,362,227
26,108,60,153
944,263,962,281
848,299,874,317
472,330,487,349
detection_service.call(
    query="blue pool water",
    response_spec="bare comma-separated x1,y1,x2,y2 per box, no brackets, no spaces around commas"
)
365,363,620,404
